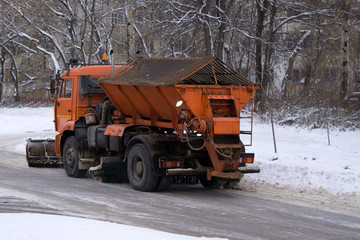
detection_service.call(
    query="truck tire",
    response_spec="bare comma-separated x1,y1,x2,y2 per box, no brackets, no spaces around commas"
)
63,136,87,178
154,176,172,192
127,143,158,191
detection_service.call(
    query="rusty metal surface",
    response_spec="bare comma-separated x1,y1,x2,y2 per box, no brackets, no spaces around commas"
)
100,57,254,86
104,124,133,137
210,170,244,180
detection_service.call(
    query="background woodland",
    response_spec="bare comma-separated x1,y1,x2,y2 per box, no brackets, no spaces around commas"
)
1,0,359,128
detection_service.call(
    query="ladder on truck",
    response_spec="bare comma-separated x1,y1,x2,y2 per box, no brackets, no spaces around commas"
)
239,94,255,147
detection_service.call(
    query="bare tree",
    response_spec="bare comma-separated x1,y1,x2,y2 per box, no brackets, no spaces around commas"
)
1,0,360,110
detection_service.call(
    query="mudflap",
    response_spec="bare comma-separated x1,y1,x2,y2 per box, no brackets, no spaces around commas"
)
89,156,128,183
26,139,61,167
102,161,128,183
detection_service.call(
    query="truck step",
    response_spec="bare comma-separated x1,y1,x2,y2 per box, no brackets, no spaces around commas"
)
166,168,204,176
79,158,95,170
238,166,260,173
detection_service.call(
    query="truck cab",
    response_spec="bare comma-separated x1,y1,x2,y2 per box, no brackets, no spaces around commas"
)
54,65,121,156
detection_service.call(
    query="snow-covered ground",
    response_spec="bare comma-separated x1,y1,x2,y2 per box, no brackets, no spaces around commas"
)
0,107,359,239
245,121,360,196
0,107,55,135
0,213,222,240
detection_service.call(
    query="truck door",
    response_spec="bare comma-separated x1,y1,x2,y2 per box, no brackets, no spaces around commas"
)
55,77,73,132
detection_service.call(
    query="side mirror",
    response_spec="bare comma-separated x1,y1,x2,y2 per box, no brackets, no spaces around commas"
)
50,79,56,95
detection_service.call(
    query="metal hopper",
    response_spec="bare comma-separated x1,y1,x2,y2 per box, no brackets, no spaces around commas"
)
99,57,257,128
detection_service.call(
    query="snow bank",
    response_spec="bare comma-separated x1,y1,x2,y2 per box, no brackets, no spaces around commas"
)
246,122,360,196
0,213,222,240
0,107,54,135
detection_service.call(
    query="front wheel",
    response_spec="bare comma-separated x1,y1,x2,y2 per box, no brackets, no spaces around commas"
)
62,136,87,178
127,143,159,191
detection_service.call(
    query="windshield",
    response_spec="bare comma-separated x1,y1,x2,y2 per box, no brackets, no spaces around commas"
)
79,75,104,96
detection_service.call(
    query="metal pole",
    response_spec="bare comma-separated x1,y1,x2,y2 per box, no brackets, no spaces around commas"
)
271,110,277,153
327,122,331,146
110,50,114,74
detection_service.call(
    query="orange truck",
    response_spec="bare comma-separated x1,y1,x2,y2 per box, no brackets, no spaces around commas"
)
26,57,259,191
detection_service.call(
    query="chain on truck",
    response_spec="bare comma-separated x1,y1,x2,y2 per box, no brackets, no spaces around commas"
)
26,55,260,191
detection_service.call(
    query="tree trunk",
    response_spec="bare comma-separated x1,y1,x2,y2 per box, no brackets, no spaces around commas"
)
254,0,269,110
339,24,349,104
87,0,97,64
0,55,4,102
215,0,226,60
303,62,312,89
255,0,267,87
10,64,20,102
202,1,212,57
262,0,277,95
281,55,295,101
126,0,135,59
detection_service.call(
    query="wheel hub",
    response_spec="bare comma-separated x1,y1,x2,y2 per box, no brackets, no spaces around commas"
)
65,148,75,168
133,156,144,181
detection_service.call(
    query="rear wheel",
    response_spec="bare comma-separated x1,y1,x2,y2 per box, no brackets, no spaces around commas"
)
154,175,172,191
63,136,87,178
127,144,158,191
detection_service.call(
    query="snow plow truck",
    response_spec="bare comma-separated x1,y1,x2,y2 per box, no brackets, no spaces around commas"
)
26,57,259,191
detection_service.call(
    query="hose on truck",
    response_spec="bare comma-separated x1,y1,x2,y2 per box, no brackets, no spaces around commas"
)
181,117,233,159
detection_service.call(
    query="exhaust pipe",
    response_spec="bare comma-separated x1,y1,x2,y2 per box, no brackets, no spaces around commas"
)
110,50,114,74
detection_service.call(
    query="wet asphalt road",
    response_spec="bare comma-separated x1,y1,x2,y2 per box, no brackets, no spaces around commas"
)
1,132,360,240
